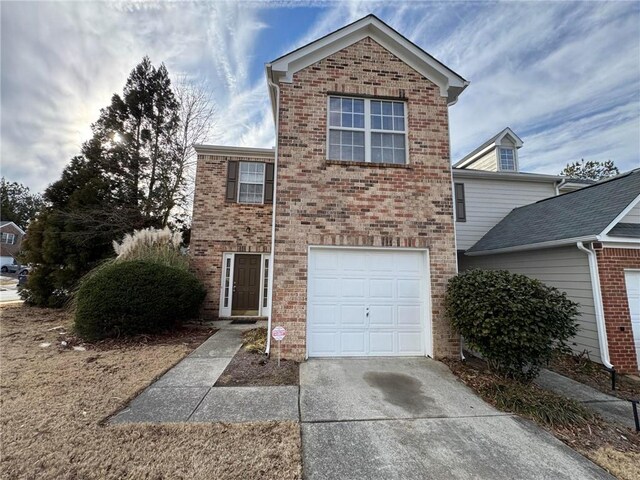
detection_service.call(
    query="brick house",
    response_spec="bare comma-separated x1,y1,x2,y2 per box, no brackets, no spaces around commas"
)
461,169,640,373
0,221,25,269
191,15,468,361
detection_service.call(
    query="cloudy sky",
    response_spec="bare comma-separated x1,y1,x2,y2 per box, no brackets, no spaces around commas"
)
1,0,639,193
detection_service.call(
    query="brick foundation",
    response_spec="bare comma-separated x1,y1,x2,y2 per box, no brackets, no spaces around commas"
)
596,247,640,373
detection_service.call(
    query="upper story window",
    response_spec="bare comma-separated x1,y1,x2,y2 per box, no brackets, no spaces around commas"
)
1,233,15,244
225,160,274,205
328,96,407,165
499,148,516,171
238,162,265,204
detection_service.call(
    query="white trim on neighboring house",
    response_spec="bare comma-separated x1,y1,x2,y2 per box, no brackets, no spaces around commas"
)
0,221,25,235
576,241,614,370
600,194,640,236
465,235,599,256
219,252,271,319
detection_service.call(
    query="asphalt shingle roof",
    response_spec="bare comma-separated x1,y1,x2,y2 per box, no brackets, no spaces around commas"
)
609,223,640,238
466,169,640,254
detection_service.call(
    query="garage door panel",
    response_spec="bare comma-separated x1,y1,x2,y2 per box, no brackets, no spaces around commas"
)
369,331,394,354
308,249,429,357
369,305,394,326
370,279,394,298
312,305,338,326
341,278,366,297
398,305,421,326
398,331,423,354
341,305,366,326
398,279,421,299
340,332,366,355
624,271,640,369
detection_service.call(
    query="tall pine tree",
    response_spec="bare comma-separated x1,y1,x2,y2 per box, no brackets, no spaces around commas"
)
21,57,182,307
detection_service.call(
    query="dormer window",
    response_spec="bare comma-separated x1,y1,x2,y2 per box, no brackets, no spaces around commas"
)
327,96,407,165
499,148,516,171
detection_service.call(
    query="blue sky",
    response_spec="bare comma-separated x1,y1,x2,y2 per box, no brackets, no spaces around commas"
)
1,1,639,193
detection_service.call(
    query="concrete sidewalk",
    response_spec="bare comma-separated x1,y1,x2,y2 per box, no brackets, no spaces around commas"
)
300,358,613,480
535,369,638,430
110,325,298,424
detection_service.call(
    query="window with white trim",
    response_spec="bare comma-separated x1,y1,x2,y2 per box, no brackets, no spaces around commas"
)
262,257,269,309
328,96,407,164
223,257,232,308
499,148,516,171
238,162,265,204
1,233,15,245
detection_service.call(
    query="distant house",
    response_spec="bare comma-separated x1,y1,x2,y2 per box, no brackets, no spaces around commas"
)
0,221,26,268
460,169,640,373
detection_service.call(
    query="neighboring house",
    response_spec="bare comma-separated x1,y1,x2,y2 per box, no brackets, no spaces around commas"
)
0,221,25,268
461,170,640,373
191,15,469,361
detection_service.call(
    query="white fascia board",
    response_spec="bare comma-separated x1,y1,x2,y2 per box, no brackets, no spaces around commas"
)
0,222,25,235
193,144,275,159
600,193,640,236
600,239,640,247
269,16,468,104
452,169,562,183
495,128,524,148
465,235,598,256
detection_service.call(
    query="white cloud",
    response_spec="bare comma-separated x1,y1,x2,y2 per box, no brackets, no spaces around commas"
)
1,0,638,197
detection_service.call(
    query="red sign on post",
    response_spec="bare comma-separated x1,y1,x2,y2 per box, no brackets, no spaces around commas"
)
272,326,286,341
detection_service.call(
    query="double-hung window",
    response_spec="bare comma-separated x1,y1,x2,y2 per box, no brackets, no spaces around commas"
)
328,96,407,165
238,162,265,204
1,233,15,245
499,148,516,171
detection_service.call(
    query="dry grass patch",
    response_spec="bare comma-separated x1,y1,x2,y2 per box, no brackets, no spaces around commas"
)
0,305,301,479
589,447,640,480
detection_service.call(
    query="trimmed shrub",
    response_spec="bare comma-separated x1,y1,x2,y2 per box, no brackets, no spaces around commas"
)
446,269,579,381
74,260,205,340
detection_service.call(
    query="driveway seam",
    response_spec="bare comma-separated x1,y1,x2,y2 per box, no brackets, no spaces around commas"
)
301,412,514,424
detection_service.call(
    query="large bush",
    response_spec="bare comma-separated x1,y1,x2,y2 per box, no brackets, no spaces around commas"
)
446,269,578,381
74,260,205,340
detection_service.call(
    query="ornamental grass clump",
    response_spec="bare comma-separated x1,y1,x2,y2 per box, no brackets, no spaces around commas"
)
446,269,579,381
112,226,187,270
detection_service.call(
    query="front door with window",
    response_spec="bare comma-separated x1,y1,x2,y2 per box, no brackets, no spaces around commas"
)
232,254,261,316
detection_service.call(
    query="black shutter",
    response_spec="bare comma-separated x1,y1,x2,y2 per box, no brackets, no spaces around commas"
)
454,183,466,222
264,163,274,203
226,161,239,202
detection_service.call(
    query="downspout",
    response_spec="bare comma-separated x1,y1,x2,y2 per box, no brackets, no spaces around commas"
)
555,179,566,196
265,74,280,355
576,241,614,370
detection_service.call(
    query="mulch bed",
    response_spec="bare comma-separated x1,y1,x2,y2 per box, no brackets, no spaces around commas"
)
215,328,299,387
549,352,640,401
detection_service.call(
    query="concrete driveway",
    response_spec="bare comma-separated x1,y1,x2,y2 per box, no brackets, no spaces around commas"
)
300,358,613,480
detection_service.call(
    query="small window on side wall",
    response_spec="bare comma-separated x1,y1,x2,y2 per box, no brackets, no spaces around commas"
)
225,161,274,205
454,183,466,222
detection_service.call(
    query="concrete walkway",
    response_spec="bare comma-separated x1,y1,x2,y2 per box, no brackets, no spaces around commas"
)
110,325,298,423
300,358,613,480
535,369,638,430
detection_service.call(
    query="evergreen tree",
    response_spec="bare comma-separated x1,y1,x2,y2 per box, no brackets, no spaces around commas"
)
20,57,182,307
560,159,620,181
0,178,44,228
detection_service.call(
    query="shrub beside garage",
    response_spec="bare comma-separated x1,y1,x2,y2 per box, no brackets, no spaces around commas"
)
446,269,579,381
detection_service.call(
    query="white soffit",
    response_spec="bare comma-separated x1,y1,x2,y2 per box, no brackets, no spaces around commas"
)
267,15,469,105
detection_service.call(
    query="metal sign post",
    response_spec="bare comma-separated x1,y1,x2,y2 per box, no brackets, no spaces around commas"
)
271,326,286,367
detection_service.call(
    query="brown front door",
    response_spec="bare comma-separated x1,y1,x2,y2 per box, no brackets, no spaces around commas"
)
232,254,261,316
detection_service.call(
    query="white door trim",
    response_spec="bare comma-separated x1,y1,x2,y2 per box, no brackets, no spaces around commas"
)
219,252,271,318
305,245,432,359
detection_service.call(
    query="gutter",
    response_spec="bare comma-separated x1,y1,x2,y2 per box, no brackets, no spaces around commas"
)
554,179,566,196
576,241,614,370
265,67,280,355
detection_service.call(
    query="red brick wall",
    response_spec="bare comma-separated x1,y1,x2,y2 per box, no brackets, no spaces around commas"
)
272,37,458,361
596,247,640,373
190,154,273,319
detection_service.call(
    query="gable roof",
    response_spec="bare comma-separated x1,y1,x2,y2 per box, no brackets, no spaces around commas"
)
466,169,640,255
454,127,523,169
265,14,469,118
0,221,25,235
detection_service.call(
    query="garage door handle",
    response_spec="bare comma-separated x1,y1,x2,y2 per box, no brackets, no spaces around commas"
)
366,307,369,317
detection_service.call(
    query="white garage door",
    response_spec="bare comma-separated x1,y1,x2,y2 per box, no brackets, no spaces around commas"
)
307,248,429,357
624,270,640,370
